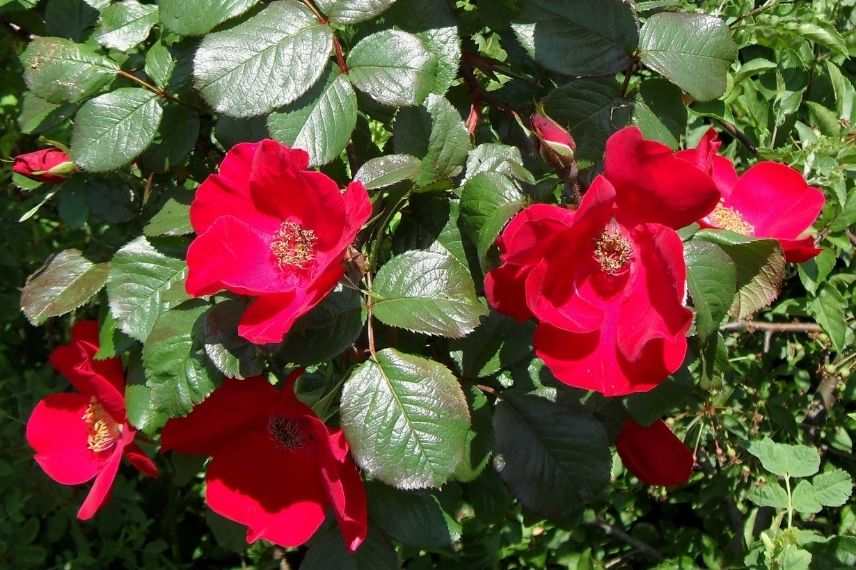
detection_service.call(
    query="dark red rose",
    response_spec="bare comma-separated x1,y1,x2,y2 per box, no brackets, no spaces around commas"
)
616,419,694,487
486,127,720,396
26,321,159,521
186,140,372,344
680,129,826,262
161,372,367,552
13,148,74,183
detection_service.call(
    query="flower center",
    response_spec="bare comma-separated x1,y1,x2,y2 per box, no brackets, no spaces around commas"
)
268,416,306,450
82,398,121,453
594,226,633,276
709,203,754,235
270,221,317,269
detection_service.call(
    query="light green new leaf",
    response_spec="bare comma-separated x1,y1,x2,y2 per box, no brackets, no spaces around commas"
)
810,286,848,352
746,479,789,509
748,437,820,478
94,0,159,51
159,0,260,36
639,13,737,102
71,87,163,172
21,250,109,325
340,349,470,489
193,0,332,117
21,37,119,103
811,469,853,508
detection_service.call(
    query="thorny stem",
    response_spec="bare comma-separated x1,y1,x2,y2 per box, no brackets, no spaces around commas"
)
721,321,822,333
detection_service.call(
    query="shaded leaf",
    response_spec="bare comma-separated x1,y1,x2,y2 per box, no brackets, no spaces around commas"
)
21,250,109,325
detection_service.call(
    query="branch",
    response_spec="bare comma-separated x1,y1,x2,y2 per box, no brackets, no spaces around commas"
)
713,119,758,155
589,519,663,562
721,321,822,333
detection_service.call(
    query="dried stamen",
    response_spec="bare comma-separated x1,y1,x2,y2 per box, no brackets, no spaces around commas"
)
709,204,754,235
82,398,121,453
268,416,306,450
594,226,633,276
271,221,317,269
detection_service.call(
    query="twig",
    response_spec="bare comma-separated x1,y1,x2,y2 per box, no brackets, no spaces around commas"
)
116,69,198,110
713,119,758,155
301,0,349,74
589,519,663,562
731,0,781,27
721,321,822,333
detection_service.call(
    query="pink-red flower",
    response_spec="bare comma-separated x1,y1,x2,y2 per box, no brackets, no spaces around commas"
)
486,127,720,396
161,373,367,552
680,130,825,262
186,140,372,344
25,321,158,520
616,419,694,487
13,148,74,183
531,111,576,167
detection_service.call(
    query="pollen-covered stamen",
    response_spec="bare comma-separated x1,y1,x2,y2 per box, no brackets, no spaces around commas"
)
709,203,754,235
82,398,121,453
268,416,306,450
270,221,317,269
594,225,633,276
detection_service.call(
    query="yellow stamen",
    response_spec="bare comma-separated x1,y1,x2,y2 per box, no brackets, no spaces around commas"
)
82,398,121,453
709,203,754,235
594,226,633,276
270,221,317,269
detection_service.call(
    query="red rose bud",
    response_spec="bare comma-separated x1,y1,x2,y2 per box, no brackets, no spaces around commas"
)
13,148,74,183
531,112,576,167
616,419,694,487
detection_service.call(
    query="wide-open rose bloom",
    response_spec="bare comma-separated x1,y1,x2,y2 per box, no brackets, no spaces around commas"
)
13,148,73,183
186,140,372,344
616,419,694,487
161,373,367,552
681,130,825,262
25,321,158,520
486,127,720,396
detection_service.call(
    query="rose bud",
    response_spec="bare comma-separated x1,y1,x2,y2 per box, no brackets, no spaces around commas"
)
531,111,576,169
13,148,75,183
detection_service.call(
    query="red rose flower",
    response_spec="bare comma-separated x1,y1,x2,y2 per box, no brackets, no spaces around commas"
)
13,148,74,183
186,140,372,344
680,130,825,262
616,419,694,487
486,127,720,396
161,373,367,552
25,321,159,520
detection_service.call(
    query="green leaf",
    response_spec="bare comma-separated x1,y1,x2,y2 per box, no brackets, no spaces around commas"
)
372,250,487,338
792,480,823,514
315,0,397,24
493,392,612,518
124,383,168,435
385,0,460,96
639,13,737,102
302,522,399,570
71,87,163,172
139,104,200,173
450,312,534,379
205,511,248,553
811,469,853,508
810,286,847,352
746,479,789,509
544,78,632,164
45,0,100,42
144,194,193,237
96,309,135,360
685,239,737,340
202,299,264,379
747,437,820,478
267,65,357,166
18,93,77,135
20,249,109,325
142,300,222,417
623,366,695,426
394,94,471,186
159,0,260,36
460,172,526,266
340,349,470,489
367,483,460,550
511,0,638,76
94,0,158,51
780,545,812,570
695,230,786,320
393,196,469,269
21,37,119,103
347,30,435,107
355,154,421,190
107,236,190,342
633,78,688,149
143,40,194,92
277,284,364,365
464,143,534,184
192,0,332,117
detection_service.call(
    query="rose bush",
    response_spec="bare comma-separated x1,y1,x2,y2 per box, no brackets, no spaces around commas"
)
2,0,854,569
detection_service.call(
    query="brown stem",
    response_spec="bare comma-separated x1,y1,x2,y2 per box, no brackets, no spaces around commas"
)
333,36,349,73
721,321,823,333
713,119,758,155
116,69,193,109
301,0,328,23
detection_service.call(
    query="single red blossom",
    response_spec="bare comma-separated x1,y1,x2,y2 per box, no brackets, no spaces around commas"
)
531,112,576,165
486,127,720,396
680,130,826,262
13,148,74,183
161,373,367,552
186,140,372,344
616,419,694,487
25,321,159,520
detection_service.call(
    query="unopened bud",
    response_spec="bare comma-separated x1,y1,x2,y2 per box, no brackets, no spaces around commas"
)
13,148,74,183
531,112,576,168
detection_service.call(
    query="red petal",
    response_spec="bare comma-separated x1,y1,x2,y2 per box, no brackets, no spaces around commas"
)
616,419,693,487
779,237,822,263
26,393,102,485
497,203,575,267
676,129,739,199
124,442,159,478
484,263,533,322
77,430,132,520
185,216,288,297
726,162,825,240
237,264,344,344
605,127,720,229
161,377,276,456
340,181,373,249
205,429,327,548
